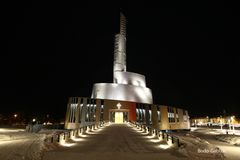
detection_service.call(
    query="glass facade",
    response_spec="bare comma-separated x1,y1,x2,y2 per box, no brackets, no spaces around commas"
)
168,107,175,123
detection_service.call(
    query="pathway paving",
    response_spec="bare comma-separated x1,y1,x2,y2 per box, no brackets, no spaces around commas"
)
43,123,187,160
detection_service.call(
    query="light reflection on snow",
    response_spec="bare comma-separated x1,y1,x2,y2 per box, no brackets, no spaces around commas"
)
86,128,103,135
146,134,156,139
150,139,160,143
139,131,148,135
86,131,97,135
190,127,198,131
0,139,25,145
159,144,170,149
60,142,76,147
209,131,220,135
0,128,25,133
131,126,149,135
79,134,88,138
71,137,85,142
136,129,144,132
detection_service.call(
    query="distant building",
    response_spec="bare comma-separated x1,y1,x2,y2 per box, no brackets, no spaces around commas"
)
64,12,190,131
191,116,240,127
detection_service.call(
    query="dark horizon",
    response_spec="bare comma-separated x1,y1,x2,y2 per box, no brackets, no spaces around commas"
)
2,1,239,120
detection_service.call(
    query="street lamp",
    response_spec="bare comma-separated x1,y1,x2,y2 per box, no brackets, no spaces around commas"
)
220,116,223,131
14,114,17,118
231,116,235,134
206,116,210,127
228,119,231,130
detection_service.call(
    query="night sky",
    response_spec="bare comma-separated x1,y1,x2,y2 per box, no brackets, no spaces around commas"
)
2,1,239,119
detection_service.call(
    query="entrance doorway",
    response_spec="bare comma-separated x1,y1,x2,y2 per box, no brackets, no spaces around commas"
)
109,109,129,123
115,112,123,123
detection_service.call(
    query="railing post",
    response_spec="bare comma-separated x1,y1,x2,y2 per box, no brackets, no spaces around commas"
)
158,131,161,140
177,138,180,147
57,134,60,142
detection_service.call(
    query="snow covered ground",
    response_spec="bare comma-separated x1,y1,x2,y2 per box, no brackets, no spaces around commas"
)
216,135,240,146
172,132,225,160
186,127,240,160
1,125,239,160
0,128,61,160
191,127,240,135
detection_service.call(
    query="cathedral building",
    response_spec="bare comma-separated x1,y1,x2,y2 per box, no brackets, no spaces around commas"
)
64,13,190,131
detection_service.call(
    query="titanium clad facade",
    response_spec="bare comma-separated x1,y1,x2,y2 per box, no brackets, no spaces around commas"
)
91,12,153,104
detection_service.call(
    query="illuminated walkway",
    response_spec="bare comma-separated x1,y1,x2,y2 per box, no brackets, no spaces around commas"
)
43,124,187,160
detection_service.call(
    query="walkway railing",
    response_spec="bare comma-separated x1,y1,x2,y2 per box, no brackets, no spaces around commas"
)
45,121,105,144
129,121,181,148
45,121,181,148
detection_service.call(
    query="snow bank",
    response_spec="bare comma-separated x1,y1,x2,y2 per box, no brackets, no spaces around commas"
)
173,132,225,160
216,135,240,146
0,128,64,160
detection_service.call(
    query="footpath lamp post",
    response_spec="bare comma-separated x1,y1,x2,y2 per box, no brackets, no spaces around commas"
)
206,116,209,127
13,114,18,125
231,116,235,134
220,116,223,131
227,118,231,134
228,119,231,129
